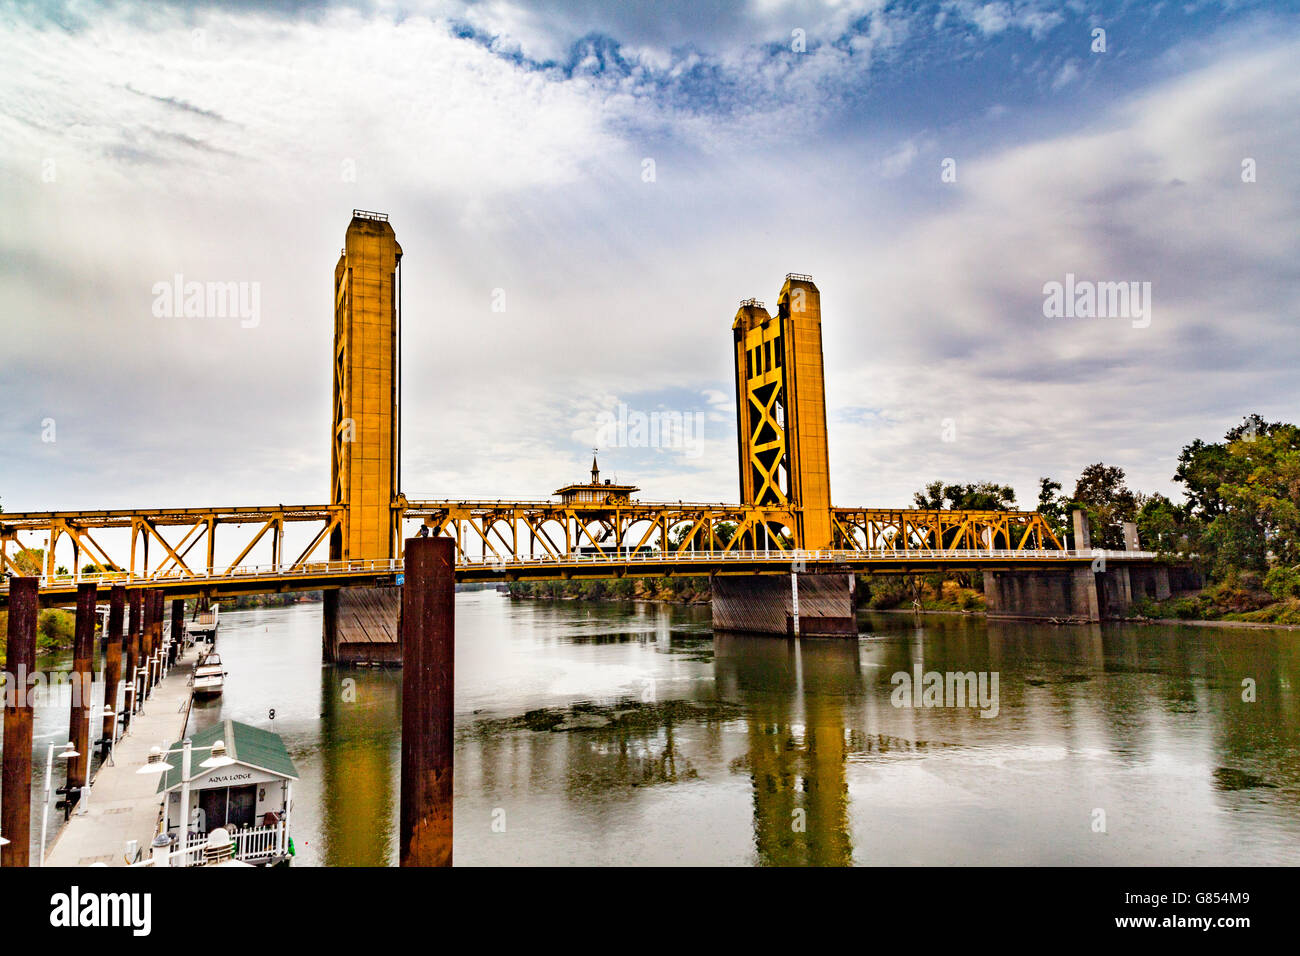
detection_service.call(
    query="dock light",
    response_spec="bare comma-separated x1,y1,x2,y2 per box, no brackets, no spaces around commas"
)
39,743,82,865
136,746,172,775
199,739,235,769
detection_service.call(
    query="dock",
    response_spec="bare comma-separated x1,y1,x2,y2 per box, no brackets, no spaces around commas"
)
44,642,200,867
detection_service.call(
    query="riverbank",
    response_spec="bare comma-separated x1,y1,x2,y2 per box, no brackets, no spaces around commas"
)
0,607,81,657
506,577,710,604
869,605,1300,631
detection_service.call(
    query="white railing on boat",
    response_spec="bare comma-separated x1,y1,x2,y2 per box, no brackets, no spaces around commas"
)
132,821,288,867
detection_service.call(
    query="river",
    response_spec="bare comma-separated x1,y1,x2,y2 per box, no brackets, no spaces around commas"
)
13,592,1300,865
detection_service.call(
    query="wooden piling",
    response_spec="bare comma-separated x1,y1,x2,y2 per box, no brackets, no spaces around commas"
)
1,577,37,867
125,588,142,722
102,586,125,751
169,598,184,665
66,582,97,797
145,590,163,693
399,537,454,867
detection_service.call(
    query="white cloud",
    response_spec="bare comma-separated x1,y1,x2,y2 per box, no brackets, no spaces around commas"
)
0,4,1295,526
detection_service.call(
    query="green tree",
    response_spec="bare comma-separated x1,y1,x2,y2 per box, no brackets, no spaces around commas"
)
1070,462,1137,549
1174,415,1298,577
37,608,75,650
1035,477,1067,538
913,480,1016,511
12,547,43,576
1134,492,1186,555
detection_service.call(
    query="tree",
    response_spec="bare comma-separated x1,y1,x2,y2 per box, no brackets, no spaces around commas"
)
12,547,43,576
1071,462,1137,549
1134,492,1186,555
1173,415,1299,577
1035,477,1067,538
913,481,1016,511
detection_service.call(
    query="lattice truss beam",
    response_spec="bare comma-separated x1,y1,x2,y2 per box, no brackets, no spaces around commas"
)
331,266,352,509
0,505,344,582
0,502,1063,584
832,509,1063,552
399,501,798,564
742,323,788,507
399,501,1063,563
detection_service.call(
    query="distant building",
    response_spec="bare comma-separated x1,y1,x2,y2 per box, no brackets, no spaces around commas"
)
553,455,638,506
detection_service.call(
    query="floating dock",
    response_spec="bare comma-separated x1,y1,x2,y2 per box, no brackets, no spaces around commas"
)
43,644,200,866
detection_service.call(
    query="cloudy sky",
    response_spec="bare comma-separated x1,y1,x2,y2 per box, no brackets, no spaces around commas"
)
2,0,1297,521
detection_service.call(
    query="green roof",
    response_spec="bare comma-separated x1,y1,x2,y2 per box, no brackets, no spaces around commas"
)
156,720,298,793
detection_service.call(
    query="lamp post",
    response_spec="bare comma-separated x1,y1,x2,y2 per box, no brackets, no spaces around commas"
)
100,705,118,766
136,739,234,866
40,742,79,866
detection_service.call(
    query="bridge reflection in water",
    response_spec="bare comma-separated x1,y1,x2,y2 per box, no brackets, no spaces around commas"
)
715,635,857,867
185,596,1300,866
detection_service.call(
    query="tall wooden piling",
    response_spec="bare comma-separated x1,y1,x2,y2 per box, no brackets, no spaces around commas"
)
399,537,454,867
102,586,125,751
66,582,97,797
170,598,184,664
125,588,142,722
1,577,38,867
145,590,163,693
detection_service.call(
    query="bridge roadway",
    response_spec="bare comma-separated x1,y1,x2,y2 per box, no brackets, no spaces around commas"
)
3,548,1161,608
3,498,1156,608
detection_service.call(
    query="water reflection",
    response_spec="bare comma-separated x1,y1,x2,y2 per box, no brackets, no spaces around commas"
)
14,595,1300,865
715,636,855,866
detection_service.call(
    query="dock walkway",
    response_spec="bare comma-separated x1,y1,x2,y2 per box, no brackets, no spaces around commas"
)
45,644,200,867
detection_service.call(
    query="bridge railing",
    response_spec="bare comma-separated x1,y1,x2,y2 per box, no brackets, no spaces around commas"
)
10,558,405,591
3,549,1162,592
455,548,1161,566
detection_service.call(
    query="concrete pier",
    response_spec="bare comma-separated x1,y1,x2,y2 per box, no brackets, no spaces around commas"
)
983,567,1101,623
44,642,199,867
323,585,402,665
711,572,856,637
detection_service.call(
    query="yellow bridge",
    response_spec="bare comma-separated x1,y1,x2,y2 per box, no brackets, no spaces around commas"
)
2,211,1171,648
2,499,1108,606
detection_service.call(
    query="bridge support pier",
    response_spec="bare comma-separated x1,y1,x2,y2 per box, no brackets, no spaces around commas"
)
982,568,1101,623
323,586,402,666
1097,566,1133,618
711,572,856,637
1128,565,1172,602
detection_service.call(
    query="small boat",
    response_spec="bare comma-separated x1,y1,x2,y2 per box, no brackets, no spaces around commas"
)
192,651,226,699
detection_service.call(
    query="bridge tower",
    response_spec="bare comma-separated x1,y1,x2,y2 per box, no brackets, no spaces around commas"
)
716,274,855,637
732,274,833,549
331,210,402,560
324,210,404,664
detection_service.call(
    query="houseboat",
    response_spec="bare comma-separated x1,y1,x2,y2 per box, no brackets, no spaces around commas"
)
189,605,219,642
154,720,298,866
192,651,226,698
